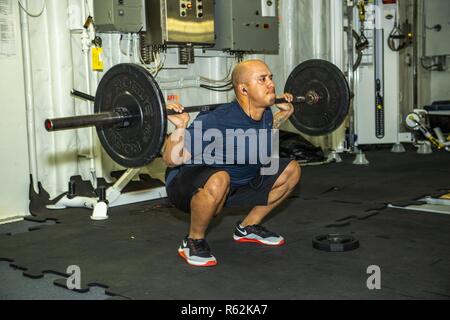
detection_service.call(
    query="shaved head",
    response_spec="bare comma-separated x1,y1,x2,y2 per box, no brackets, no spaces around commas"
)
232,60,269,90
232,59,276,111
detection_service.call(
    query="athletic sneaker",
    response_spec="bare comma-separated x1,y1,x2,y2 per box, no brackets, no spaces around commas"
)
178,236,217,267
233,222,285,246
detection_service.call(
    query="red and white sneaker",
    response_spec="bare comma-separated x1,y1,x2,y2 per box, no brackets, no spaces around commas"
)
233,223,285,246
178,236,218,267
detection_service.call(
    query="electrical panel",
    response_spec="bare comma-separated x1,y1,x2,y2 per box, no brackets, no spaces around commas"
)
144,0,215,46
214,0,279,53
424,0,450,57
93,0,145,33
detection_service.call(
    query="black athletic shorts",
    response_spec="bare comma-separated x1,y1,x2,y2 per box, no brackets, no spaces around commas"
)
165,158,294,213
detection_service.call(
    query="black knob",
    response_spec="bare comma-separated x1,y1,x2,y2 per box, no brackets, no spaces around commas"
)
67,180,76,199
98,186,107,203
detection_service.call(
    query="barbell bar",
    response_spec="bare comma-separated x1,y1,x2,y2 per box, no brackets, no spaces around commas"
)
45,95,315,132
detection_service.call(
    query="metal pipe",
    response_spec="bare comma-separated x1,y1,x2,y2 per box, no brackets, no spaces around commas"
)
81,0,98,188
71,89,95,102
412,0,419,109
330,0,344,69
346,1,356,152
312,0,324,58
330,0,345,151
19,0,39,194
47,0,79,195
282,0,297,80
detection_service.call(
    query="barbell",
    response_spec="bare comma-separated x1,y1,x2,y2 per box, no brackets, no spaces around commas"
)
45,59,351,168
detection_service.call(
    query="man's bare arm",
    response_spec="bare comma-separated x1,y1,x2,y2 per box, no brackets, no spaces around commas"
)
273,113,287,129
162,103,192,167
162,127,192,167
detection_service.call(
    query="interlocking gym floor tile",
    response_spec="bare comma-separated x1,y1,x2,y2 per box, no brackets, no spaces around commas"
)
0,261,109,300
0,220,57,236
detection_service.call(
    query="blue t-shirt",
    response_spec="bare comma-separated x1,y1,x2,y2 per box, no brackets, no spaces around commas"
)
166,102,274,187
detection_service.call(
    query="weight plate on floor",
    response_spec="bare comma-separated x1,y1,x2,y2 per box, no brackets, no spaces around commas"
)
285,59,351,136
312,234,360,252
94,64,167,168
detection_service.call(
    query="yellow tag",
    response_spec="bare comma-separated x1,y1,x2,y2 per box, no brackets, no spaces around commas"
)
92,47,104,72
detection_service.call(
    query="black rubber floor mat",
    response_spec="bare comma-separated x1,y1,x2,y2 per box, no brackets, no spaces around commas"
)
298,147,450,205
322,207,450,299
1,146,450,299
0,197,382,299
3,197,449,300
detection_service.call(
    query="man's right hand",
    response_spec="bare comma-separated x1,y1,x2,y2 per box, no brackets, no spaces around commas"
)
167,103,190,129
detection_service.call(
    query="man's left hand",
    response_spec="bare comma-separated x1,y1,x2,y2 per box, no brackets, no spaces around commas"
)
273,93,294,129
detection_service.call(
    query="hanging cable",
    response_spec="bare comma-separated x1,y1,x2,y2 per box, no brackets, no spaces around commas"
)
387,10,411,52
343,27,364,71
200,85,234,92
425,24,442,32
18,0,46,18
388,27,407,51
201,82,232,89
420,57,439,71
200,63,234,84
420,56,448,72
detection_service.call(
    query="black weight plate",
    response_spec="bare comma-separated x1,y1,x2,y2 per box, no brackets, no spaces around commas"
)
94,64,167,168
312,234,360,252
285,59,351,136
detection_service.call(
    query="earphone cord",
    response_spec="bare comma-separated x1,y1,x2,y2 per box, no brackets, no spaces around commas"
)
248,95,267,190
247,94,252,120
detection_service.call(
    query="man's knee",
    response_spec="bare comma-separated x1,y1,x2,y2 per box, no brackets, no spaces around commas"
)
287,161,301,185
202,171,230,203
277,161,301,188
